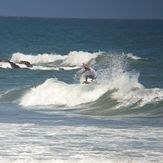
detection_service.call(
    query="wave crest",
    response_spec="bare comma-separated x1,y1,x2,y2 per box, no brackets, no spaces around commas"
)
10,51,100,66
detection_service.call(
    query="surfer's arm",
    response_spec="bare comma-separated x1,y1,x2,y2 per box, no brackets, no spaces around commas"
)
81,67,90,74
81,70,87,74
80,69,88,77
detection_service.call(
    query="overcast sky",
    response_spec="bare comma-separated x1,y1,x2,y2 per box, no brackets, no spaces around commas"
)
0,0,163,19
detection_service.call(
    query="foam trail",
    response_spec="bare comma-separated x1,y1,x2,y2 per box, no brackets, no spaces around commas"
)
20,78,108,107
29,66,80,71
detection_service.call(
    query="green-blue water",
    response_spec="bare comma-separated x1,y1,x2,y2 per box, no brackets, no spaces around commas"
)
0,17,163,163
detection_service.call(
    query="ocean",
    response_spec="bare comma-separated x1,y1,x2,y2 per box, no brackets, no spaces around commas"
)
0,17,163,163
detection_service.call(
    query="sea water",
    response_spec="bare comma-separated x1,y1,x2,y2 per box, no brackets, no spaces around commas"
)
0,17,163,163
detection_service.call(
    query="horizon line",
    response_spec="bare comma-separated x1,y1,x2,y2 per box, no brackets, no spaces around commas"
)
0,15,163,21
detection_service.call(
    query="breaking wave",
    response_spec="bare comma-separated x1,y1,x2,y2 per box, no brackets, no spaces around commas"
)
20,78,108,107
10,51,99,68
1,50,162,117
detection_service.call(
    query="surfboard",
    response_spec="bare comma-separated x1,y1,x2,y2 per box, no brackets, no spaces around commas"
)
82,81,92,84
82,78,95,84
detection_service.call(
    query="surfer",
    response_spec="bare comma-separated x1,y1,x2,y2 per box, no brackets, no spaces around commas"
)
81,64,97,84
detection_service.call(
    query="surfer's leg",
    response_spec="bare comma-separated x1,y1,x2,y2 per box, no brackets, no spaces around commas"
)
87,75,94,81
82,75,90,84
85,76,87,81
85,75,89,82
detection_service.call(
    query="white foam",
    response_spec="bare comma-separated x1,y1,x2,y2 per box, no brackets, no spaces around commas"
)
62,51,99,66
10,52,66,64
10,51,100,66
0,157,146,163
29,66,80,71
126,53,141,60
108,67,163,109
0,123,160,163
20,78,108,107
0,62,12,69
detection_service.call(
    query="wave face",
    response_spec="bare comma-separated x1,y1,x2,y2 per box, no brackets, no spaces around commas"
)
6,51,160,117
